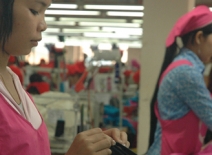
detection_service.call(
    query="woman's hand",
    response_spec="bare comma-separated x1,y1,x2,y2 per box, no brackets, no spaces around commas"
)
66,128,115,155
103,128,130,148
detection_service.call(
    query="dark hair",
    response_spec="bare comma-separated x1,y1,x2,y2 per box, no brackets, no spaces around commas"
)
0,0,14,51
148,23,212,148
27,86,40,95
29,73,43,83
182,24,212,46
208,66,212,93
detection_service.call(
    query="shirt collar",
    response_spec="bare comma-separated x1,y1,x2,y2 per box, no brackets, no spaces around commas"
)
177,47,205,73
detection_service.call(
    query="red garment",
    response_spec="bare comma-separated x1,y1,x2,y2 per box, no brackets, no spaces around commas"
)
8,56,16,64
67,64,78,75
75,71,88,92
9,65,24,85
133,70,140,84
156,60,208,155
0,94,51,155
124,70,132,77
38,61,54,79
26,82,50,94
99,67,113,73
67,61,85,75
75,61,85,73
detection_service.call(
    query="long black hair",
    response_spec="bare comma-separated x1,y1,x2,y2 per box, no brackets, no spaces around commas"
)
148,23,212,148
0,0,14,51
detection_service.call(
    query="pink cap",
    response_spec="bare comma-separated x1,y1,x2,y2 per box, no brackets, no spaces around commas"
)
166,5,212,47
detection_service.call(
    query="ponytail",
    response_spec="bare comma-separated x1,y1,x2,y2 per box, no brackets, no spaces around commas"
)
207,67,212,93
148,42,178,148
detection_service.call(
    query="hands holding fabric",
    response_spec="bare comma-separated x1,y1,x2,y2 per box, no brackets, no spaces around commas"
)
65,128,130,155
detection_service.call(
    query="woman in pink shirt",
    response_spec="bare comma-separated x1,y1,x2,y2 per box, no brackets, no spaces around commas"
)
0,0,130,155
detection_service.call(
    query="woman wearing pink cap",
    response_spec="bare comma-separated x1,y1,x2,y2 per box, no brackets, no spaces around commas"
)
0,0,129,155
148,5,212,155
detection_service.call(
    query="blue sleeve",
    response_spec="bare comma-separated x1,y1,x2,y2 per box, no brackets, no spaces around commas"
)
175,65,212,130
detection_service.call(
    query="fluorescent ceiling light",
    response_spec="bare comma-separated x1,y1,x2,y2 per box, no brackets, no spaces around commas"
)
45,17,56,21
63,28,101,33
84,5,144,11
49,4,78,9
79,22,140,28
132,19,143,24
130,36,141,39
60,17,126,23
102,27,143,35
46,21,75,26
44,32,80,37
66,36,120,42
68,36,139,41
118,42,142,48
107,11,144,17
45,28,60,33
45,10,100,16
128,42,142,48
84,32,129,38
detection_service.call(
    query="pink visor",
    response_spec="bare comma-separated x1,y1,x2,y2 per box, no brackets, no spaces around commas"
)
166,5,212,47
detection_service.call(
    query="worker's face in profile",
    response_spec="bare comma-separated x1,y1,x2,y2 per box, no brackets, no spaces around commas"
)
199,33,212,64
3,0,51,56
